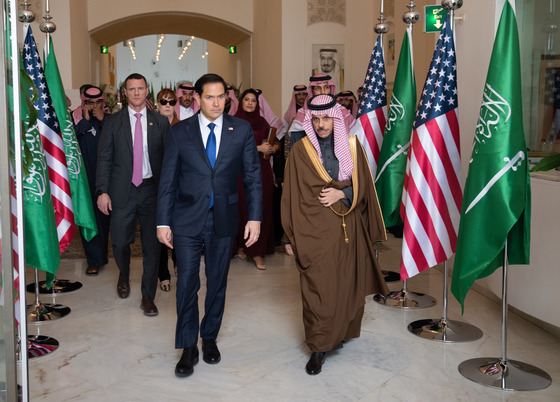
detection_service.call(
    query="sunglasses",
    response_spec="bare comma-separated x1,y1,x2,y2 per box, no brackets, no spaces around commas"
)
159,99,177,106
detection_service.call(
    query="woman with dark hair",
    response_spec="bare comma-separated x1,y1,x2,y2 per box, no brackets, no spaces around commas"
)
155,88,179,291
235,89,279,269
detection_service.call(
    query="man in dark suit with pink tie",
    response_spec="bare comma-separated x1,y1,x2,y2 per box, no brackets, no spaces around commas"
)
96,73,169,317
157,73,262,378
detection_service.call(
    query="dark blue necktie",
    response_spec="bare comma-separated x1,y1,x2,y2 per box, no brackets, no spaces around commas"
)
206,123,216,168
206,123,216,207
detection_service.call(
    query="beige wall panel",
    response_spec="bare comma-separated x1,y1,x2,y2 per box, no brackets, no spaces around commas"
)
207,42,238,87
69,0,91,89
281,0,307,113
87,0,253,35
252,0,282,116
237,38,252,93
25,1,71,85
280,0,376,115
89,36,101,88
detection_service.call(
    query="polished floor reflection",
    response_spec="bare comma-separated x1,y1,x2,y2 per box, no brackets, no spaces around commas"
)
26,235,559,401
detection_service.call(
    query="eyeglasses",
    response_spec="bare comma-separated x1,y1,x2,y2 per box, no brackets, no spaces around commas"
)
158,99,177,106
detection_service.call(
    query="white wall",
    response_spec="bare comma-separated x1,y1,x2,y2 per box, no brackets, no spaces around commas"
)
116,35,208,91
481,177,560,327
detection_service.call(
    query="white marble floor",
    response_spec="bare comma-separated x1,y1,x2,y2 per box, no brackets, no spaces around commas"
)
25,235,559,401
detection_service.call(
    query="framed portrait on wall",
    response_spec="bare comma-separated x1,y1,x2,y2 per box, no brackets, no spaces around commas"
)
312,44,345,91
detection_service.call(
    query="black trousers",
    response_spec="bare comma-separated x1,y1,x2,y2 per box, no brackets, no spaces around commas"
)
174,209,234,349
110,181,160,300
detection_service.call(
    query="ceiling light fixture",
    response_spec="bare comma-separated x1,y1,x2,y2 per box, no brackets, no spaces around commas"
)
155,34,165,62
178,36,196,60
128,40,136,60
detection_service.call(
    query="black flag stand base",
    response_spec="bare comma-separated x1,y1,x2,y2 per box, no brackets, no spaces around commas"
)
26,302,71,323
373,279,437,309
408,261,483,342
457,241,551,391
26,277,82,294
408,318,483,342
26,335,59,360
26,269,72,323
458,358,552,391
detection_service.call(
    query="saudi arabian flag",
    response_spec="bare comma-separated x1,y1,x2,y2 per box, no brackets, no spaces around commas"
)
44,37,98,241
17,68,62,287
451,0,531,311
5,11,60,289
375,27,416,227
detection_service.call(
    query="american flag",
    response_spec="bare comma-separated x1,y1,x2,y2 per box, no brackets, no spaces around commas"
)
351,35,387,176
9,174,21,324
23,25,75,252
400,17,462,280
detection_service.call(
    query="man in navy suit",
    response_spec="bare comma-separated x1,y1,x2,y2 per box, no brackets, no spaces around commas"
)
97,73,169,316
157,73,262,378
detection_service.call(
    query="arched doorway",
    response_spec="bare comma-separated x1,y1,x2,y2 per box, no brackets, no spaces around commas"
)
90,12,251,48
88,12,252,95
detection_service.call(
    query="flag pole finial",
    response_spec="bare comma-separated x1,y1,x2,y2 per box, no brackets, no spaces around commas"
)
374,14,389,34
403,1,420,25
374,0,389,34
40,0,56,34
18,1,35,23
441,0,463,11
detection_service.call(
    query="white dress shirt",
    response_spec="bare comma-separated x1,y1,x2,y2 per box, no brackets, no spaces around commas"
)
198,113,223,157
180,105,195,120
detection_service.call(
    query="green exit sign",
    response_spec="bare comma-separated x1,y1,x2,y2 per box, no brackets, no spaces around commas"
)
228,45,237,54
425,5,449,33
100,45,109,54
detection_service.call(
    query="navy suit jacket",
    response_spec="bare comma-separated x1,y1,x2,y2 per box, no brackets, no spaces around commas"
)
96,108,170,208
157,113,262,238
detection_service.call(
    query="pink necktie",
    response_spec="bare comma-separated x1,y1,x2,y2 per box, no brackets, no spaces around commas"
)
132,113,143,186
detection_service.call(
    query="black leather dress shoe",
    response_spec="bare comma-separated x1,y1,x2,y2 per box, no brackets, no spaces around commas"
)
175,348,199,378
201,339,221,364
116,274,130,299
305,352,326,375
140,296,158,316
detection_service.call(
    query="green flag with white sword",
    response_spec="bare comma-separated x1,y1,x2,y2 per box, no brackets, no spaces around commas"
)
375,28,416,227
451,0,531,311
13,67,62,288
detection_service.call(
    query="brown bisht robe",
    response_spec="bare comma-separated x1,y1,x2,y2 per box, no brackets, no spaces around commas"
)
281,135,389,352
